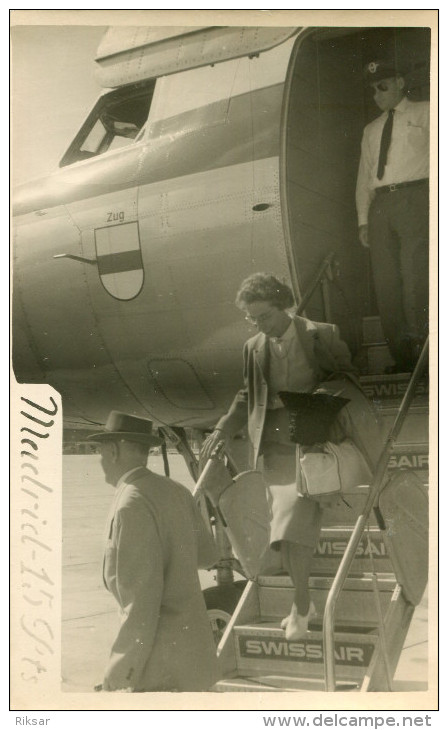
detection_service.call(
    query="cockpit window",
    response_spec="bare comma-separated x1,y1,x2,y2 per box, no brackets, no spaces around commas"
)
59,79,155,166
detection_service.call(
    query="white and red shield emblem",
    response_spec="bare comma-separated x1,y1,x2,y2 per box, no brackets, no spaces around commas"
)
95,221,144,300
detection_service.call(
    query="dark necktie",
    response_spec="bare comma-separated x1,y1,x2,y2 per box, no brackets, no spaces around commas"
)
377,109,395,180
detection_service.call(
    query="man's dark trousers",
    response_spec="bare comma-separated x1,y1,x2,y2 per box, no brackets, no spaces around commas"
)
368,182,429,370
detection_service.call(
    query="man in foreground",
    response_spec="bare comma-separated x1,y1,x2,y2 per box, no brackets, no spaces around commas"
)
89,411,220,692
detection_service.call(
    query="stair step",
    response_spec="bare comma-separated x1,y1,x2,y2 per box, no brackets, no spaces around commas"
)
258,566,396,630
388,444,429,483
257,573,395,589
321,445,428,527
215,578,415,692
234,622,378,681
321,492,369,526
213,674,359,692
312,528,392,572
258,575,397,623
365,343,396,374
213,676,284,692
380,403,428,416
235,618,378,634
381,410,428,445
360,373,429,444
360,373,429,404
362,316,385,345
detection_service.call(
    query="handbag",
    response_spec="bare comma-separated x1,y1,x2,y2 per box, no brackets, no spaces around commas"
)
296,438,372,498
278,390,349,445
314,374,386,471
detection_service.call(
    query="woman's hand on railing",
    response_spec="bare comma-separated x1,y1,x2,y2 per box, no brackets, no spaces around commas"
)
200,429,230,462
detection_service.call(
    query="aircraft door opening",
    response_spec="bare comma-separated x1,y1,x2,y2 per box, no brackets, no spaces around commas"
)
282,27,430,359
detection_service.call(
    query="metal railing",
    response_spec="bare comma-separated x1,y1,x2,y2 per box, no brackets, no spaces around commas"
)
322,337,429,691
295,251,336,321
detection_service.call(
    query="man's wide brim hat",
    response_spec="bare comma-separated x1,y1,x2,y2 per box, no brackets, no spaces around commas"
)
87,411,162,446
363,59,404,85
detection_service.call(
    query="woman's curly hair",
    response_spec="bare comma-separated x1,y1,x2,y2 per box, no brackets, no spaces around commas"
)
235,273,295,311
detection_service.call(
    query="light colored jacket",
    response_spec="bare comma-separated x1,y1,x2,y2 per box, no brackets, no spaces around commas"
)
216,316,355,468
103,467,220,692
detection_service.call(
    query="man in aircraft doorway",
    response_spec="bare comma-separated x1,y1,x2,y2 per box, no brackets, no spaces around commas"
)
88,411,220,692
356,59,429,373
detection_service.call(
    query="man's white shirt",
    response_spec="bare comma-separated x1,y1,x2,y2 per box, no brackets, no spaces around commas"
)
356,96,429,226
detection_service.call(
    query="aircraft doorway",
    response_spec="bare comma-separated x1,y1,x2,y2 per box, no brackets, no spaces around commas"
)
282,26,430,360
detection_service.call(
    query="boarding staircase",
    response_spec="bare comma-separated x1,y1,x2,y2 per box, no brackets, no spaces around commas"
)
199,316,429,692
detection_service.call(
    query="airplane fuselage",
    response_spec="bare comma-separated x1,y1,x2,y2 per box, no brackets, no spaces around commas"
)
13,31,300,428
12,25,431,430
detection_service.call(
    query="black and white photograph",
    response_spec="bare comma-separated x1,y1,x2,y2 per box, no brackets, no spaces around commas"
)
10,9,437,715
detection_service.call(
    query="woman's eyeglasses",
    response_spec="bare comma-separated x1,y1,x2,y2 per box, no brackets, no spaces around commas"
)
244,309,277,325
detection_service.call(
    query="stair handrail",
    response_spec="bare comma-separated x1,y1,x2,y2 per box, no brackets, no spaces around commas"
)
322,337,429,691
295,252,336,320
